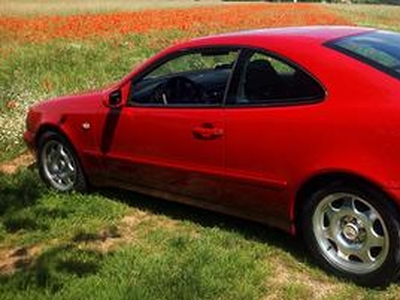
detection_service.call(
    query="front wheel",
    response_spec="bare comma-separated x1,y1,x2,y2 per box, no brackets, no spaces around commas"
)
37,132,87,192
301,182,400,287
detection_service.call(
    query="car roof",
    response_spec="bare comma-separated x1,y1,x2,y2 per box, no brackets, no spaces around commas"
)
188,26,374,46
121,26,377,87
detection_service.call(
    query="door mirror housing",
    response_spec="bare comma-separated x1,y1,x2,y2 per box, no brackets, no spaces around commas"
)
105,89,123,108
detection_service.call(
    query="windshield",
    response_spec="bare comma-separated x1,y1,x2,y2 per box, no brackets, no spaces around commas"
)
327,30,400,80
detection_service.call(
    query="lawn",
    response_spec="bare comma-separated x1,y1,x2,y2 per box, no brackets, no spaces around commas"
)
1,2,400,299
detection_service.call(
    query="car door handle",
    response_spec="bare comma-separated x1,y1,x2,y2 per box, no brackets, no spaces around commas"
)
192,123,224,140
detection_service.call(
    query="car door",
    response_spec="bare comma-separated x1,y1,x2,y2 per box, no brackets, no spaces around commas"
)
101,47,240,203
223,49,326,228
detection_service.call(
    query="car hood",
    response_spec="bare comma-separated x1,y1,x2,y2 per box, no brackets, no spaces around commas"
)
31,88,109,113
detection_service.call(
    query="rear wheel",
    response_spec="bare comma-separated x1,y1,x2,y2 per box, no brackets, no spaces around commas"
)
301,182,400,287
37,132,87,192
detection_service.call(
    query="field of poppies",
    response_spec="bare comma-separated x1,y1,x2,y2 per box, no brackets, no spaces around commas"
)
1,2,400,299
1,3,351,43
0,2,354,163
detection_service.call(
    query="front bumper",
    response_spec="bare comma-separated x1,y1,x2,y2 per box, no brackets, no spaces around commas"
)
23,130,36,154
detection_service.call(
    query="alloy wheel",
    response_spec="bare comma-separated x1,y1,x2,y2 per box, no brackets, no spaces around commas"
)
41,140,77,191
312,192,389,274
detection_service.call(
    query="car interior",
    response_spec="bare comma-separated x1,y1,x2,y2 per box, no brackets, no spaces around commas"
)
235,54,324,104
130,50,324,106
131,66,232,106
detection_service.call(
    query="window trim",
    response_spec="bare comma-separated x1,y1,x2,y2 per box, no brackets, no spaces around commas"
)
224,47,327,108
127,46,242,108
324,31,400,82
127,45,327,109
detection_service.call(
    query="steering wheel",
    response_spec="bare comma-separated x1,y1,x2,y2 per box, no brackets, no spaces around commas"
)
152,76,204,105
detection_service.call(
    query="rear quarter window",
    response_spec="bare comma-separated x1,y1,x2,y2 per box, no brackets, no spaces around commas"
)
326,30,400,80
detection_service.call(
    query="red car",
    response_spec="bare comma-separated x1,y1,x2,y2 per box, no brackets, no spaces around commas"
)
24,26,400,286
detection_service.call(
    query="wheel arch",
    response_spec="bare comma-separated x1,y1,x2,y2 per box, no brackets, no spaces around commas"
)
35,123,89,190
293,171,400,235
34,123,86,175
35,123,70,148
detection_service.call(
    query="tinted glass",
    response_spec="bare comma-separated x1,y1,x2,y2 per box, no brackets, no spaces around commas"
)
329,30,400,80
131,49,239,106
231,51,324,105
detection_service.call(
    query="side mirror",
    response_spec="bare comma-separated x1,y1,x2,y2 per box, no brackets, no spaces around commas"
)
106,89,123,108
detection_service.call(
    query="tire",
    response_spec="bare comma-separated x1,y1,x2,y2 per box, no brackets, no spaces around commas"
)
37,131,87,192
301,181,400,287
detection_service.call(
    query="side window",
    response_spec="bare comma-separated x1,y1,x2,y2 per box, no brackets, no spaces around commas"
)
232,51,324,105
130,49,239,106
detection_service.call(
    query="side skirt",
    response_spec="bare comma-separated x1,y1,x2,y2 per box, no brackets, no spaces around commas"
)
104,179,293,233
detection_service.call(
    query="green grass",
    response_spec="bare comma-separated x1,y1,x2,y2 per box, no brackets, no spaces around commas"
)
0,170,127,247
0,231,268,300
0,170,288,299
2,3,400,299
329,3,400,32
1,170,400,299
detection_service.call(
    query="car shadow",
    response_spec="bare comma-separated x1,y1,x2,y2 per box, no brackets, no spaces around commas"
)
0,244,104,294
99,187,308,263
0,168,42,217
101,188,400,288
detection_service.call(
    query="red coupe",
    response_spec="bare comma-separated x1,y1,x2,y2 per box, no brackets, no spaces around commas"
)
24,26,400,287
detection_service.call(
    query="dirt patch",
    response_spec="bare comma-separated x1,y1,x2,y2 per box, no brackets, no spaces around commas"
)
90,214,144,253
0,209,184,275
83,211,184,253
265,257,339,300
0,153,35,175
73,211,153,253
0,245,42,275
